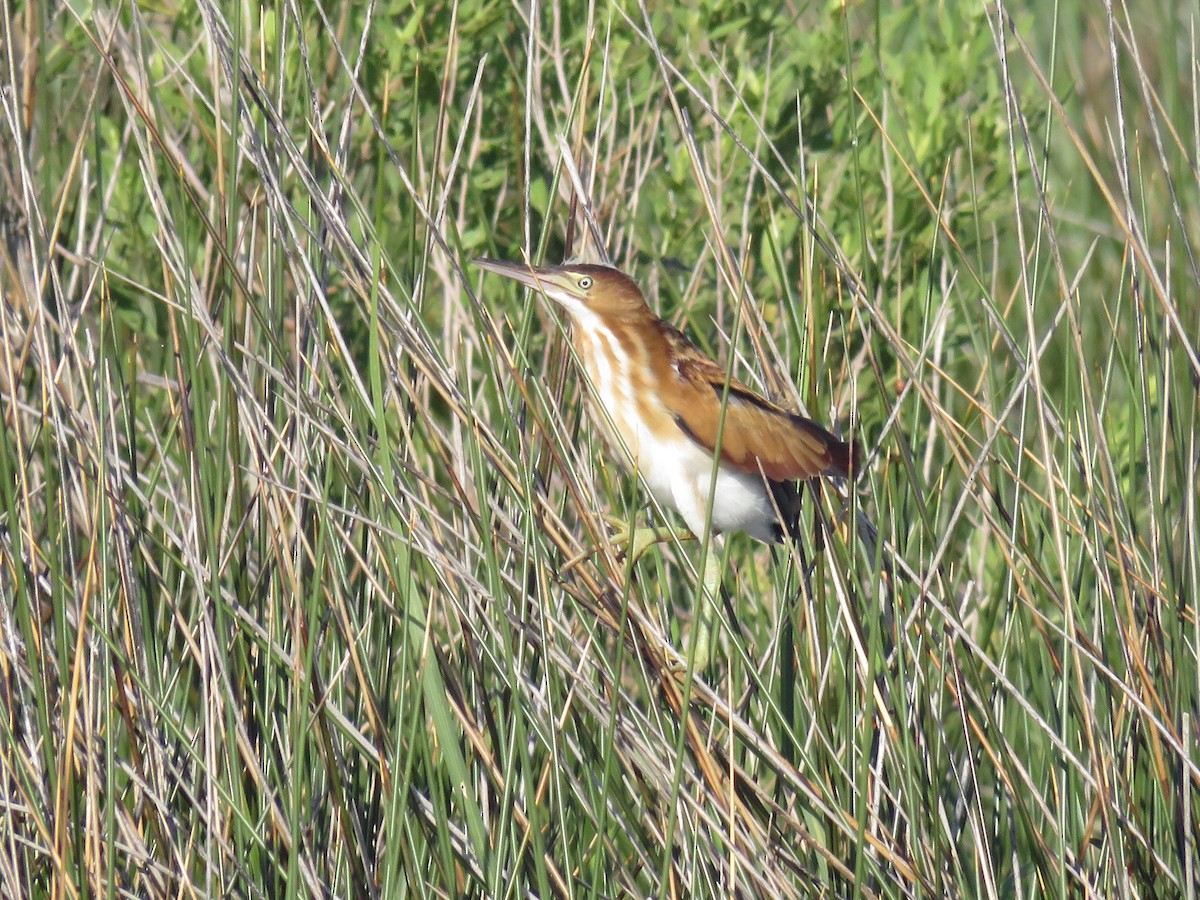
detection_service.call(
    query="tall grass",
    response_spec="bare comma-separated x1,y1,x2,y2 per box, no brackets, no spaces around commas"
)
1,0,1197,895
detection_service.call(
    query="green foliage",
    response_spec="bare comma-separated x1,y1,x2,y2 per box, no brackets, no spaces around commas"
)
2,0,1198,896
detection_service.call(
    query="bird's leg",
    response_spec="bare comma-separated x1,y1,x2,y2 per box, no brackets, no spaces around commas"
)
688,534,725,672
560,515,696,574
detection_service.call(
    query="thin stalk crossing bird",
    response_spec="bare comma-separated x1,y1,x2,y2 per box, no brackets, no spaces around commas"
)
476,257,857,670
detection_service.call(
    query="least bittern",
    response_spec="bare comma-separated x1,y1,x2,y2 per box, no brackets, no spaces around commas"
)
476,258,857,670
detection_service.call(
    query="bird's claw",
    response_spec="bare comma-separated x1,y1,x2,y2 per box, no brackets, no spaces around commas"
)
602,516,697,565
560,516,685,573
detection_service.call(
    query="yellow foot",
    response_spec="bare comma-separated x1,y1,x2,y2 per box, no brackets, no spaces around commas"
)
561,517,695,573
601,516,696,564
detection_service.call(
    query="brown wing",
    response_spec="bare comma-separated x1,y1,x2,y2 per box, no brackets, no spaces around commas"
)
662,328,857,480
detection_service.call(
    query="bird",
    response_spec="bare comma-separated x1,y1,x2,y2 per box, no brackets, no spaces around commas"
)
474,257,857,670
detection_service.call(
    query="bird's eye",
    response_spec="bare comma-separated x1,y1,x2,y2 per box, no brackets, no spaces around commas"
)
577,276,594,290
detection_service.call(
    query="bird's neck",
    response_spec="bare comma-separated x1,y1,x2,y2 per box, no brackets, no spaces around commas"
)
563,308,675,458
569,308,665,390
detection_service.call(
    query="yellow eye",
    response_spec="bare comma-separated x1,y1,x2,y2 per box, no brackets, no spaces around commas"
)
578,275,593,290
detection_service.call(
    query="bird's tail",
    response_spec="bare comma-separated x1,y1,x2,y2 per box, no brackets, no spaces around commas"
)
825,436,860,479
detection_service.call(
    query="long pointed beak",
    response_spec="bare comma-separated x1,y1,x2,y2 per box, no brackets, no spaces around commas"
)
473,257,554,292
474,258,591,315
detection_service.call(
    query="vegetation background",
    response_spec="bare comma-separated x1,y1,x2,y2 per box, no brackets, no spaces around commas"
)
2,0,1197,895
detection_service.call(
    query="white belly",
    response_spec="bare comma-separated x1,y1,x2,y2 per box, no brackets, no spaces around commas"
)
628,419,778,542
587,386,777,542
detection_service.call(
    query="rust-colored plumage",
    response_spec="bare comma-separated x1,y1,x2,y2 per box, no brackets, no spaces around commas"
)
662,323,857,482
475,258,856,543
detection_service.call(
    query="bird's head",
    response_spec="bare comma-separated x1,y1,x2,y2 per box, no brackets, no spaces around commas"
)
473,258,649,321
